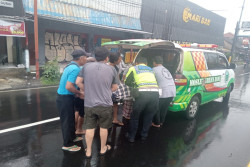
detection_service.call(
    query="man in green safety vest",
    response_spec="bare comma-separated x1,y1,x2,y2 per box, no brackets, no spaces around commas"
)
125,56,159,142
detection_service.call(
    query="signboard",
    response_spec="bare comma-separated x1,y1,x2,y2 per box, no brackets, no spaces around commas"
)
189,76,221,87
0,20,25,37
0,0,24,17
160,0,225,45
0,0,13,8
183,7,211,26
238,29,250,37
101,38,111,44
241,21,250,30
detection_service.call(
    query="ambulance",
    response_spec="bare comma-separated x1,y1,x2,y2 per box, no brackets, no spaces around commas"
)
102,39,236,119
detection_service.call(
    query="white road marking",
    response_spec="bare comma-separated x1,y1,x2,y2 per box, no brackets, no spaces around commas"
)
239,72,250,76
0,117,60,134
0,86,58,93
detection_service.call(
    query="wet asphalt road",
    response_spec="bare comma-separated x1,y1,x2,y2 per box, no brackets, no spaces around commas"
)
0,66,250,167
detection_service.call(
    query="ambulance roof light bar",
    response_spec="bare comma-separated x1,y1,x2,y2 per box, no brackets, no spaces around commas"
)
180,43,218,48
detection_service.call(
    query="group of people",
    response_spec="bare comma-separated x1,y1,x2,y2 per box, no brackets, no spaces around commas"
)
56,47,176,158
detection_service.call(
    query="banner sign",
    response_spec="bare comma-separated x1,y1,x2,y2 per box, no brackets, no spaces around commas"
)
0,0,14,8
242,22,250,30
0,20,25,37
101,38,111,44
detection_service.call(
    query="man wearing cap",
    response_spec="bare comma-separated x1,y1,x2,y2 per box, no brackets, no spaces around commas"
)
56,49,87,152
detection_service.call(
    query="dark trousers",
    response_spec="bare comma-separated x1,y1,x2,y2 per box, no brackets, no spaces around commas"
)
153,97,173,125
56,94,76,147
129,91,159,140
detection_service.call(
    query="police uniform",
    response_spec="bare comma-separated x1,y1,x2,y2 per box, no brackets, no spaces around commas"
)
125,64,159,141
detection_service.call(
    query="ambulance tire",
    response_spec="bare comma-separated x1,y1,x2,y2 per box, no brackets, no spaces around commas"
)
222,85,232,105
185,95,200,120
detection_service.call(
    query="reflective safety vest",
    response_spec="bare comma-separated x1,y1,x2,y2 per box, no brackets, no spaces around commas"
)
125,64,158,88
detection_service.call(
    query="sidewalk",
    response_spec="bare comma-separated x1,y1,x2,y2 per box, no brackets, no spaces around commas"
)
0,67,44,91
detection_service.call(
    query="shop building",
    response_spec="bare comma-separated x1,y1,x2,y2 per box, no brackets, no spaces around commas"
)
0,0,26,67
22,0,148,66
141,0,226,46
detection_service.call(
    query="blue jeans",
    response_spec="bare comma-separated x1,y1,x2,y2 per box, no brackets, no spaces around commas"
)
128,91,159,140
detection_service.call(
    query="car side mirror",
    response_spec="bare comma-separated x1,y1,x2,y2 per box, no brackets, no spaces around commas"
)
229,63,236,69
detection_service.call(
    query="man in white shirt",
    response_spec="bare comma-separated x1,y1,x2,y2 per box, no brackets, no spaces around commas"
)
152,56,176,127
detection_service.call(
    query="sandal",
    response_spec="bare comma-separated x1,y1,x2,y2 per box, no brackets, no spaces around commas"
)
152,123,161,128
62,145,81,152
73,136,83,142
99,145,111,156
85,148,92,159
112,121,124,126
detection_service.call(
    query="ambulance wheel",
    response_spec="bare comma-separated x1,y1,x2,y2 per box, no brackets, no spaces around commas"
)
186,96,200,119
223,85,232,104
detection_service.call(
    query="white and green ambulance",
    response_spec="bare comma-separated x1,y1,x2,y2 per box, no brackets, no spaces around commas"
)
102,39,236,119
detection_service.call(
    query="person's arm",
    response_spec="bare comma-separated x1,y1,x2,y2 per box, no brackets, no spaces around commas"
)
76,76,84,91
111,68,119,92
122,74,126,82
121,60,127,69
124,67,135,87
76,67,85,90
66,81,81,95
66,68,81,96
111,84,118,92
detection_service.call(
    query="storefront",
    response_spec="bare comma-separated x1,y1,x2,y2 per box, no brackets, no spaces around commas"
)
0,0,26,67
22,0,149,66
0,20,26,66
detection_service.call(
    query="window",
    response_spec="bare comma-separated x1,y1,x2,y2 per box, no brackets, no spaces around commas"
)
217,55,228,69
136,49,180,75
204,52,229,70
204,52,218,70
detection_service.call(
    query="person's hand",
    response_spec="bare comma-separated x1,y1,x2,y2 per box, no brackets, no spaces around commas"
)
78,91,84,99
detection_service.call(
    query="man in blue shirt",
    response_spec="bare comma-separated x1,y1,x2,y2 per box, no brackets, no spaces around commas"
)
56,49,87,152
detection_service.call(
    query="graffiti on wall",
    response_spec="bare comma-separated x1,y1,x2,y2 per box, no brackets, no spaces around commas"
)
45,32,83,62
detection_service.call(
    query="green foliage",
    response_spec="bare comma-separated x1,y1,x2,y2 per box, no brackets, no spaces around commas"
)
41,60,61,85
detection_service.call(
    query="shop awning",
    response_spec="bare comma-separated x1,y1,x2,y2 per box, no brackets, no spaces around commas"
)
37,15,152,35
22,0,151,35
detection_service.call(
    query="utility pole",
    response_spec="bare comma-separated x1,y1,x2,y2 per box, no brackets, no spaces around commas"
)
151,2,157,39
230,0,246,61
34,0,40,79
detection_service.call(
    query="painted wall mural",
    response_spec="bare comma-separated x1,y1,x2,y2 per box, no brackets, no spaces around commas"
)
45,32,83,62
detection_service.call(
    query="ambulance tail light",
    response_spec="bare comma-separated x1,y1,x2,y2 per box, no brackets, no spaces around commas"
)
174,74,187,86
